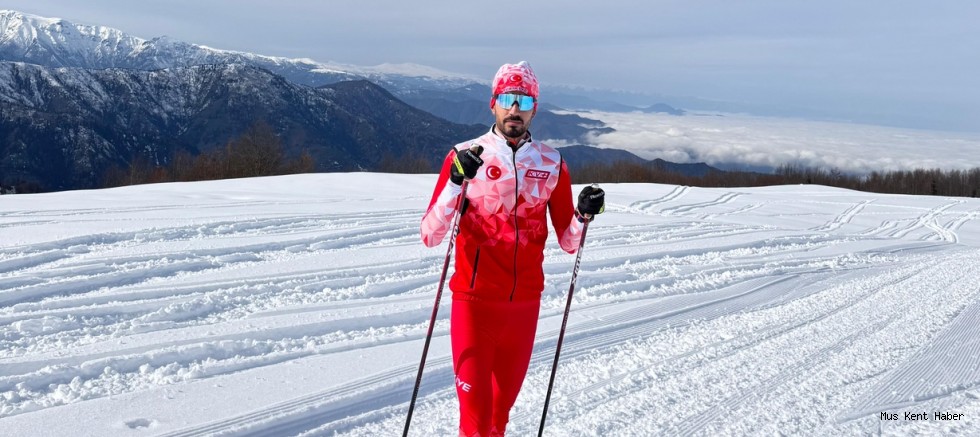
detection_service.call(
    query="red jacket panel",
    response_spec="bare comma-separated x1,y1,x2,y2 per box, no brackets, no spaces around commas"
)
421,129,583,301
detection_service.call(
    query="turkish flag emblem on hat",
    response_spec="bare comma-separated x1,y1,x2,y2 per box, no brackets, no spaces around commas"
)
492,61,539,99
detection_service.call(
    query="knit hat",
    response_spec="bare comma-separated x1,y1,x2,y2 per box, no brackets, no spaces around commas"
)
491,61,539,105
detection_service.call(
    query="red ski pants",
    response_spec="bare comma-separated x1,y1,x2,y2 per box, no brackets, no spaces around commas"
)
451,298,540,437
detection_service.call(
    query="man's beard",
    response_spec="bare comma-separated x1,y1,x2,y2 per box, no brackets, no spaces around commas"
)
500,117,528,138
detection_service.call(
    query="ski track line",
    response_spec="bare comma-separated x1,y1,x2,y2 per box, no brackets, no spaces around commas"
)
0,268,442,367
0,310,458,421
926,209,980,244
0,224,421,307
0,200,410,220
0,230,892,410
945,209,980,233
519,261,930,430
550,275,801,353
627,185,691,212
0,249,444,364
28,240,936,429
568,229,855,282
0,216,418,279
8,185,980,435
664,254,978,436
0,219,58,229
508,255,943,436
137,275,801,437
0,200,312,218
659,192,742,216
844,276,980,418
0,259,224,307
561,238,878,307
0,291,436,378
478,254,932,434
0,249,81,275
579,221,770,251
149,272,781,437
0,209,419,254
924,219,958,243
855,201,958,240
674,319,894,436
700,202,769,220
753,256,980,435
2,255,439,318
509,277,819,425
152,346,456,437
880,200,962,240
0,238,448,402
809,200,873,232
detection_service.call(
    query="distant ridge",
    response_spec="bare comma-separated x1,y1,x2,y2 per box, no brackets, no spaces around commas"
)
0,9,701,192
557,145,720,177
0,62,484,190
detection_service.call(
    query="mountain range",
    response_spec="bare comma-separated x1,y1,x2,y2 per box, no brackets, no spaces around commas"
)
0,60,493,190
0,10,695,192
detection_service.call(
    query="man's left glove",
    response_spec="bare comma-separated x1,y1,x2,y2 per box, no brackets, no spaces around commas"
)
577,185,605,222
449,145,484,185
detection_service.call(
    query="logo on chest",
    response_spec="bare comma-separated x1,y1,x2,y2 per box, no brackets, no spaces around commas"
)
486,165,503,180
525,170,551,180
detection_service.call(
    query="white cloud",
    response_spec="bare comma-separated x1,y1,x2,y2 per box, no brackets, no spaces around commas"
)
572,111,980,174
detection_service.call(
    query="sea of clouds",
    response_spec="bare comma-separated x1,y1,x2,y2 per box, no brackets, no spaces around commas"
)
559,111,980,174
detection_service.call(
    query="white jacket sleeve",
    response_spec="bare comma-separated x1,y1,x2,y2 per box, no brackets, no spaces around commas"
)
420,151,462,247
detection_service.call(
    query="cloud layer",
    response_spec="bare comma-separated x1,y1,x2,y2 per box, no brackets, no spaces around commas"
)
573,111,980,174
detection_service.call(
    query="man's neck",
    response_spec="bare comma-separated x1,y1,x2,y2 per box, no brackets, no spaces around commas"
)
492,125,530,151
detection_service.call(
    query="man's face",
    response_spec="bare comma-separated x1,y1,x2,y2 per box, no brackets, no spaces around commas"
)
493,92,536,140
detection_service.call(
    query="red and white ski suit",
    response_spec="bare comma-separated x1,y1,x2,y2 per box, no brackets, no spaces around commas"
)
421,128,583,436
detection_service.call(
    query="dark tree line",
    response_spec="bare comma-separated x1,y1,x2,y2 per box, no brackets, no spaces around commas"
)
5,133,979,198
377,152,433,174
101,122,315,188
570,161,980,198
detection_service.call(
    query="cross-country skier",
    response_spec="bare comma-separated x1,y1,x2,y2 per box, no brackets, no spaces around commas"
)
420,61,606,437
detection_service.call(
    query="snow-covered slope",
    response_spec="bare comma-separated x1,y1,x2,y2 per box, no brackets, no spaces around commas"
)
1,174,979,436
0,10,145,68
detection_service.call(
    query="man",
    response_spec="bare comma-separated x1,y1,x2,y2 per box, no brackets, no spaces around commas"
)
420,61,605,437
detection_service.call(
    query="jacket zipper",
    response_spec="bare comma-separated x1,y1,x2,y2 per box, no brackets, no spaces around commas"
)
469,247,481,288
509,148,520,301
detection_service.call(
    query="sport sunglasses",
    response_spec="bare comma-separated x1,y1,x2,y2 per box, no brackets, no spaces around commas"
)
495,94,536,111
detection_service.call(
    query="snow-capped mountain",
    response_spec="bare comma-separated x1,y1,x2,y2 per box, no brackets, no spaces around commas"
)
0,10,618,192
0,60,484,191
0,10,480,91
0,10,626,130
0,9,660,112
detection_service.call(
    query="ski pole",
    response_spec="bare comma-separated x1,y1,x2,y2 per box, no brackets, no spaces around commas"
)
403,180,468,437
538,215,591,437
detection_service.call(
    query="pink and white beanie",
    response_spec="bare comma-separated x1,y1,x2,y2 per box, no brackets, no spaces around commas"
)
490,61,539,108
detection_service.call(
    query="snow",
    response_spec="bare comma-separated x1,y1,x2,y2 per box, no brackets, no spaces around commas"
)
1,173,979,436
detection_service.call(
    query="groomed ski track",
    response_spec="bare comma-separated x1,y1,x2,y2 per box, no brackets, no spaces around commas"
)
1,174,979,436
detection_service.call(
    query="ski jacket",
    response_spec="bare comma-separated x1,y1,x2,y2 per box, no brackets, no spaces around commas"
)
421,128,584,302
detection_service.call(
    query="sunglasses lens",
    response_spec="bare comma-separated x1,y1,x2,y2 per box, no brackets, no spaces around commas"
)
496,94,535,111
517,95,535,111
496,94,517,108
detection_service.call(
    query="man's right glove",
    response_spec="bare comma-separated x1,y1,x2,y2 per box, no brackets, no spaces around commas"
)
450,145,484,185
577,185,605,222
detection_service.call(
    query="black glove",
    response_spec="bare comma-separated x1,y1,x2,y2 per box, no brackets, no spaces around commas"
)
577,185,605,221
449,145,484,185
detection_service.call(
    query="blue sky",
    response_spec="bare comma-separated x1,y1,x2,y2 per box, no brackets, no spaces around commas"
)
4,1,978,133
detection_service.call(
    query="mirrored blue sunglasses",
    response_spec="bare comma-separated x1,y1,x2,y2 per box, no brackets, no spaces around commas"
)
495,94,536,111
